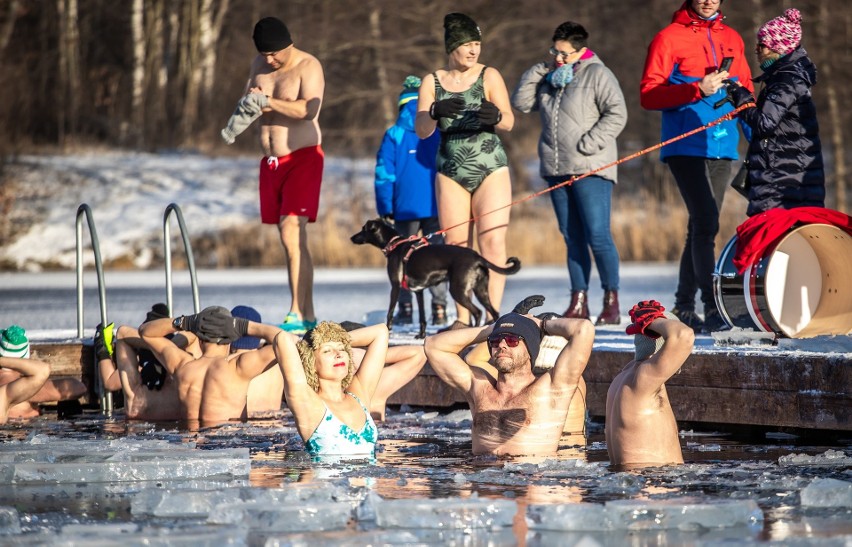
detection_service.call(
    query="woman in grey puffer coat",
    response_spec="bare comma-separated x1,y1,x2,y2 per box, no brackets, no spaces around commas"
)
511,21,627,325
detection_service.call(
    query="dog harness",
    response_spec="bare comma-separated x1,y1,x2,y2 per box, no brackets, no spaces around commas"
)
381,235,431,290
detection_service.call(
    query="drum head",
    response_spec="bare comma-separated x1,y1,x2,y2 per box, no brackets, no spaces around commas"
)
766,224,852,337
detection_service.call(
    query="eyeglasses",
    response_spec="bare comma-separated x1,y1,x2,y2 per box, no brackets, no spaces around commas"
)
549,47,577,59
488,333,525,349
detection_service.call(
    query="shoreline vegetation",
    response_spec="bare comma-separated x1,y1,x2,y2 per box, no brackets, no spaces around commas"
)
112,188,749,272
0,147,748,273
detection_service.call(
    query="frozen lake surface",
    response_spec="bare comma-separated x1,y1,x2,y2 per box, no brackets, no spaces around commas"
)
0,408,850,544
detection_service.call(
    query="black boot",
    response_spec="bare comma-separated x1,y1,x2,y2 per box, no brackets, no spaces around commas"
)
702,306,728,333
392,302,413,325
431,303,447,326
562,290,590,319
672,307,704,333
595,290,620,325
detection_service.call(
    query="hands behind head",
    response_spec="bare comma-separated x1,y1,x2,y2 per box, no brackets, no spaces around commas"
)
195,306,249,345
626,300,666,338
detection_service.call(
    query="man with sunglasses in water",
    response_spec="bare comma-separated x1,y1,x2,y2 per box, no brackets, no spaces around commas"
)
424,310,594,456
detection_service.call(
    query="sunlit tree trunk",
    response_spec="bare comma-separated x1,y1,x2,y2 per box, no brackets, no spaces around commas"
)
198,0,229,111
129,0,146,146
368,1,393,128
817,2,846,212
178,0,199,143
0,0,20,52
56,0,80,146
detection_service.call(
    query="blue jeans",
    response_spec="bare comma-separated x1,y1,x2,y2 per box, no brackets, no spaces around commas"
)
666,156,731,312
544,175,620,292
393,217,448,308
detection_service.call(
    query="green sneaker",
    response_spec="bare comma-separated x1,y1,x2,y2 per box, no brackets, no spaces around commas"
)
93,322,115,362
279,313,308,334
304,319,318,330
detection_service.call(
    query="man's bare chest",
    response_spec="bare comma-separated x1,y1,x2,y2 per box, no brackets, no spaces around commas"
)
254,71,300,101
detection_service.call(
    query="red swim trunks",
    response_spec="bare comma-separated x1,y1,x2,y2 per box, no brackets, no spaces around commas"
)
259,145,324,224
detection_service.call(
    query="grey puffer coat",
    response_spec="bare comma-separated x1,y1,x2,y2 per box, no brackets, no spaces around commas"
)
740,46,825,217
511,53,627,182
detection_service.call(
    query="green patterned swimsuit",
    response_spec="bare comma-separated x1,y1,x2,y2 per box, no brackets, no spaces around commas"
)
434,67,508,193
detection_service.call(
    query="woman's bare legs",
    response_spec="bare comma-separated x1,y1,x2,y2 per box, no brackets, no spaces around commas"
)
471,167,512,320
436,173,474,324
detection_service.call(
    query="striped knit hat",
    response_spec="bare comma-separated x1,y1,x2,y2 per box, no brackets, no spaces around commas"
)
634,312,678,361
0,325,30,359
757,8,803,56
399,75,421,108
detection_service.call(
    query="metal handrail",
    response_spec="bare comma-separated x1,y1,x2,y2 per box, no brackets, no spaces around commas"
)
75,203,112,413
163,203,200,315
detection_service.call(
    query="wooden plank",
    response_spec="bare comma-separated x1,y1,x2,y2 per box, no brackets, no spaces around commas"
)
31,341,850,431
31,342,96,405
585,351,851,392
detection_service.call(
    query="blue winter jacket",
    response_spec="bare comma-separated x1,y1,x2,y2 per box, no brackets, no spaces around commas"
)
374,100,440,221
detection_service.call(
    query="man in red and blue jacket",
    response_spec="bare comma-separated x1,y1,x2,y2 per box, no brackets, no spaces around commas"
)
640,0,753,334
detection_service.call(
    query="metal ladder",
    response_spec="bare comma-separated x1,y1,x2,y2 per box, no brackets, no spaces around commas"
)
75,202,201,414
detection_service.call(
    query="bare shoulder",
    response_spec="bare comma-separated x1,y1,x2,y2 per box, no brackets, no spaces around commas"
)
482,65,505,81
294,49,322,72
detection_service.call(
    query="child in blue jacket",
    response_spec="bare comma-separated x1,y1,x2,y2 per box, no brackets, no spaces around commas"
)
374,76,448,326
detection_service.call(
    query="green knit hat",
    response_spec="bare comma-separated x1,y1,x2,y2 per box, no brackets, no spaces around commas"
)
0,325,30,359
444,13,481,54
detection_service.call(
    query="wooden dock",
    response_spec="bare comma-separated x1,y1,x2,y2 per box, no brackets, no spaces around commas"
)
30,335,851,432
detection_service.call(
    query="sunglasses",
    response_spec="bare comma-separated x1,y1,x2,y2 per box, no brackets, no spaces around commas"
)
488,333,525,349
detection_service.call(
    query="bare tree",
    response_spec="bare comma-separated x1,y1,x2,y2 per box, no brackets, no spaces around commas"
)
129,0,146,146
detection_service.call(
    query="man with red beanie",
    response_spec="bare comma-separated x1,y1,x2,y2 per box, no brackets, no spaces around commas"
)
640,0,753,334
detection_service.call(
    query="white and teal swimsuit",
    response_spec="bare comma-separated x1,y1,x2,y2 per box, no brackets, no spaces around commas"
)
305,392,378,456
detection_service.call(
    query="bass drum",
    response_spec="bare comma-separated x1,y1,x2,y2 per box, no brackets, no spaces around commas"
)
714,223,852,338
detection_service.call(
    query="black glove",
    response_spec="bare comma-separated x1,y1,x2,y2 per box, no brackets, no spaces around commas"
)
380,214,394,225
727,83,755,108
512,295,545,315
536,311,562,321
196,306,249,345
138,349,166,391
173,313,201,332
145,303,170,323
477,99,502,125
340,321,367,332
93,322,115,362
429,97,465,120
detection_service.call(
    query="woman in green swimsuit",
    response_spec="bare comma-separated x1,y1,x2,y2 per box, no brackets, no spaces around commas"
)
273,322,389,457
416,12,515,328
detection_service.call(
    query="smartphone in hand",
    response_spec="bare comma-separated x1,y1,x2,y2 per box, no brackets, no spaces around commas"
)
719,56,734,72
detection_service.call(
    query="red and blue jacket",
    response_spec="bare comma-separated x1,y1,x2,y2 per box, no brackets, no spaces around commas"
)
640,3,754,161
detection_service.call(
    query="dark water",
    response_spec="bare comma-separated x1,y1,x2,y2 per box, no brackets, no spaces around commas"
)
1,407,850,545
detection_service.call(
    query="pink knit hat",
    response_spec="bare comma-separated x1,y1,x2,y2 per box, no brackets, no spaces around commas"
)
757,8,802,56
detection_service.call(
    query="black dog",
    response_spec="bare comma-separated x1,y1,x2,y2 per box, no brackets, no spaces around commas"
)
350,218,521,338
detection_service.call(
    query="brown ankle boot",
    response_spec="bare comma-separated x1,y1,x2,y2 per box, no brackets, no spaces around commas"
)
596,290,620,325
562,290,590,319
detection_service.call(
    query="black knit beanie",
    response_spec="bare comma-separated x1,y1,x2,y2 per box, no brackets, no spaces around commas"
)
253,17,293,53
444,13,481,54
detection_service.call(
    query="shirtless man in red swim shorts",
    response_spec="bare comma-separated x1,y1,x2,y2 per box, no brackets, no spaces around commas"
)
245,16,325,335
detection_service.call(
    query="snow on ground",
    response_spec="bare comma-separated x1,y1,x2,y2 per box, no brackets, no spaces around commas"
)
2,151,374,271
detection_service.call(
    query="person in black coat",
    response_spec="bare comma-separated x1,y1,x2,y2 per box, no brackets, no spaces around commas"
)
728,8,824,217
